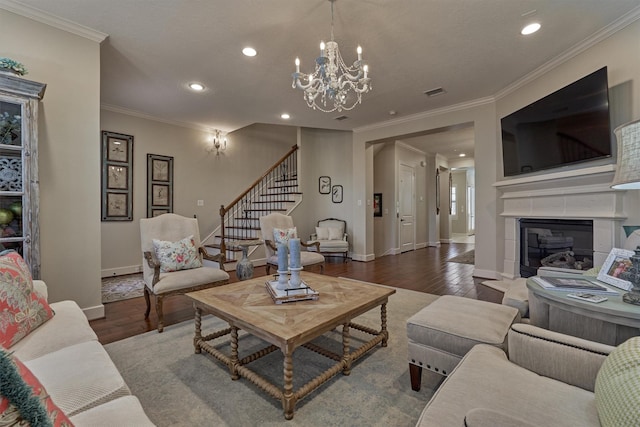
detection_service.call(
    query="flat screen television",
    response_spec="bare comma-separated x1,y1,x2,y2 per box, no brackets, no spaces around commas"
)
501,67,612,177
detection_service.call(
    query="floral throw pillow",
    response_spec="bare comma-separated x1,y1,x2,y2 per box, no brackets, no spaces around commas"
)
152,235,203,273
273,227,297,245
0,251,54,348
0,348,73,427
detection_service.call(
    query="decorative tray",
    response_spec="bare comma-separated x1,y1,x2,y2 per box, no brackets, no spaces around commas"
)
265,280,319,304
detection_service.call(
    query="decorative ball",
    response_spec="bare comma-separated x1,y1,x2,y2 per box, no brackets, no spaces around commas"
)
0,209,13,225
8,201,21,217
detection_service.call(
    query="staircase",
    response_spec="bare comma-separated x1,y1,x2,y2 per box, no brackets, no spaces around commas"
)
205,145,300,268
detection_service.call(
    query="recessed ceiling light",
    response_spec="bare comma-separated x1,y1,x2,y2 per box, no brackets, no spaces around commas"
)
281,113,290,119
188,82,205,91
242,47,257,57
459,153,466,157
521,22,541,35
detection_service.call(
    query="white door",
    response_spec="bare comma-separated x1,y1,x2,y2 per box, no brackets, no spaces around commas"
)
399,164,415,253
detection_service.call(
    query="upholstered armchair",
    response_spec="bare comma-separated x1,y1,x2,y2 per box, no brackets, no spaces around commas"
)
140,213,229,332
307,218,349,262
259,212,325,274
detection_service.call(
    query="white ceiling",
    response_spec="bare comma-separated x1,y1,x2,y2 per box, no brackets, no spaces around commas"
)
5,0,640,160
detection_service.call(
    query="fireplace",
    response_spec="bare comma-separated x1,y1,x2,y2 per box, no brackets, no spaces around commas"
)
520,218,593,277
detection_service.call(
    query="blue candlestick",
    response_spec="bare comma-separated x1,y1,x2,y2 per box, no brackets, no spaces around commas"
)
289,238,301,269
277,243,288,271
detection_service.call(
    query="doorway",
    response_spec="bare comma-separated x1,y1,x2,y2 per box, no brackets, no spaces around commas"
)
399,164,415,252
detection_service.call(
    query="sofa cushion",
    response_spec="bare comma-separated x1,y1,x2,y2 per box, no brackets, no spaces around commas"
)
152,267,229,294
0,347,73,427
152,235,202,273
11,300,97,362
417,344,599,427
595,337,640,427
69,396,155,427
24,341,130,417
0,251,54,348
464,408,536,427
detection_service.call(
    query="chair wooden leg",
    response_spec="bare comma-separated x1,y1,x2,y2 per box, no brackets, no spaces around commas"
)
266,264,271,275
320,263,324,274
410,363,422,391
143,287,151,319
156,295,164,333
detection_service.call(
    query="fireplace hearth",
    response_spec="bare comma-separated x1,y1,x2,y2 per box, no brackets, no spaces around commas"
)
520,218,593,277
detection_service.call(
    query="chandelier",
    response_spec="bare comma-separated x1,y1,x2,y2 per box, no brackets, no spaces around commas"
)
292,0,371,113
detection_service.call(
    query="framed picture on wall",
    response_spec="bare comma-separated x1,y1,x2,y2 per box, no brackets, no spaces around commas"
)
332,185,343,203
101,131,133,221
373,193,382,217
147,154,174,218
319,176,331,194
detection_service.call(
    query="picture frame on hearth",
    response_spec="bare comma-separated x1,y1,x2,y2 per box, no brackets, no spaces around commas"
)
101,131,133,221
147,154,174,218
597,247,635,291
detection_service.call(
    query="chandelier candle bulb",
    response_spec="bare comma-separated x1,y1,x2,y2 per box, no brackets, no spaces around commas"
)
357,46,362,61
295,58,300,73
320,41,325,56
289,238,301,269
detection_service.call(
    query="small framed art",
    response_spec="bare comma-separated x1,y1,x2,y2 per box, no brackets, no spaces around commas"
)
147,154,174,218
332,185,343,203
373,193,382,217
101,131,133,221
319,176,331,194
597,248,635,291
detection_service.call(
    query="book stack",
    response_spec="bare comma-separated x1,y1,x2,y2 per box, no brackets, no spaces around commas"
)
532,277,619,295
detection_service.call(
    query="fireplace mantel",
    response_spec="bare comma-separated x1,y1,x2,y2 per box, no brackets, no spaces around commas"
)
496,165,627,279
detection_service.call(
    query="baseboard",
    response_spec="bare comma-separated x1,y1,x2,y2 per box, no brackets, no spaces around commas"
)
415,242,427,249
428,241,441,247
101,265,142,278
440,239,452,244
351,253,375,262
83,304,105,320
473,268,500,280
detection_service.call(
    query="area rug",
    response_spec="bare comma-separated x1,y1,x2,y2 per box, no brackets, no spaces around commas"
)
447,249,474,265
105,287,441,426
101,273,144,303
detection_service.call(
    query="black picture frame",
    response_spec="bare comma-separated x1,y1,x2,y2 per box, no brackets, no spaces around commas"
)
332,184,343,203
319,176,331,194
101,131,133,221
373,193,382,217
147,154,174,218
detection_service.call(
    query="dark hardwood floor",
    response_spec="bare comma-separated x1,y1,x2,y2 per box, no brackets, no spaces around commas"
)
90,243,502,345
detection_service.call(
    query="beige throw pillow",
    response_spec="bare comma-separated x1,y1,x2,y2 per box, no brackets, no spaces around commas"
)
315,227,329,240
328,227,342,240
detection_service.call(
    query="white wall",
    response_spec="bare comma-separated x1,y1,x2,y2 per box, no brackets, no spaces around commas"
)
373,143,395,255
0,10,103,315
297,127,353,246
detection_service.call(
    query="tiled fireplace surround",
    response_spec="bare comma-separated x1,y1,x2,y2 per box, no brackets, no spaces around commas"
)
497,165,626,280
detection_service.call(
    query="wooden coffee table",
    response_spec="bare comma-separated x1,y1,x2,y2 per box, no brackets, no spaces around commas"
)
186,272,395,420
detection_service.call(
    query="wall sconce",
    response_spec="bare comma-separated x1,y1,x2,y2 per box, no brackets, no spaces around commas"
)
209,130,227,156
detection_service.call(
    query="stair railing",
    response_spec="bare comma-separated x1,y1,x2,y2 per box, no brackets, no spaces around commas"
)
219,144,299,259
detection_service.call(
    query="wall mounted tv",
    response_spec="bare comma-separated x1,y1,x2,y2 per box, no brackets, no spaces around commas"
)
501,67,612,177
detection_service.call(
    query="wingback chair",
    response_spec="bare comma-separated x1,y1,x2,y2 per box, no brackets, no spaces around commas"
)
140,213,229,332
259,213,325,274
307,218,349,262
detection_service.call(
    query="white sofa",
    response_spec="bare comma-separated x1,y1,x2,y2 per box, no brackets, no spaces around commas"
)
416,323,639,426
9,280,155,426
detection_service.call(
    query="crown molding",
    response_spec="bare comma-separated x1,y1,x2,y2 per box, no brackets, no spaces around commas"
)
0,0,107,43
353,96,494,133
494,5,640,101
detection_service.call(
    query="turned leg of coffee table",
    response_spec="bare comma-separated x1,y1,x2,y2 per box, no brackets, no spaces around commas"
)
381,302,389,347
230,326,240,380
283,351,295,420
342,323,352,375
193,306,202,354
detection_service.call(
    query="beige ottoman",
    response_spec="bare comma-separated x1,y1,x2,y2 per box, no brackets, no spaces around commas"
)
407,295,520,391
